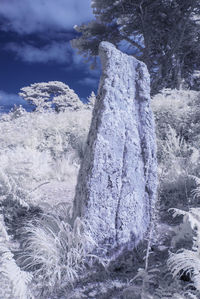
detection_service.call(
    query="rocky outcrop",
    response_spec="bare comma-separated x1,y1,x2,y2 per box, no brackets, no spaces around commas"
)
73,42,157,257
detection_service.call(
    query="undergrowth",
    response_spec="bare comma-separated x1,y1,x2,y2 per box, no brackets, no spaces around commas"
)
16,214,94,297
1,88,200,298
122,89,200,298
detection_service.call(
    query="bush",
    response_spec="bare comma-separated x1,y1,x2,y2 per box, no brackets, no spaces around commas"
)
0,108,92,206
152,89,200,146
152,89,200,213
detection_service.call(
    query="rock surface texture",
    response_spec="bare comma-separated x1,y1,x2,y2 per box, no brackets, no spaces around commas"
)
73,42,157,257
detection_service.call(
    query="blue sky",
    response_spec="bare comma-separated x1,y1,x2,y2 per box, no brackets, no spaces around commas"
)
0,0,100,111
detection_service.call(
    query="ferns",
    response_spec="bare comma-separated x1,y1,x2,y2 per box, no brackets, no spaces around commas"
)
1,251,33,299
168,250,200,290
167,208,200,295
1,88,200,297
0,215,34,299
190,175,200,200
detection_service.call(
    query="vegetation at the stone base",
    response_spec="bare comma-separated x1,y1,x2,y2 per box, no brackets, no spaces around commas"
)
1,86,200,298
72,0,200,93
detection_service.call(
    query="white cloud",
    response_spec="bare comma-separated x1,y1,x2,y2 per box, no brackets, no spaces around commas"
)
6,41,71,64
72,52,100,88
78,77,99,87
0,0,93,34
5,39,102,74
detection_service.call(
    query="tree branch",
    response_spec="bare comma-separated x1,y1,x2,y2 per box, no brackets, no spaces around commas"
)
120,35,144,52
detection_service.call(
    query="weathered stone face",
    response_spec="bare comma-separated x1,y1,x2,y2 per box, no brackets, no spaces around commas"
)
73,42,157,257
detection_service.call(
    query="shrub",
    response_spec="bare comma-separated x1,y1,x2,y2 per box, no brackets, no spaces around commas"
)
152,89,200,214
19,81,84,112
0,108,92,206
152,89,200,146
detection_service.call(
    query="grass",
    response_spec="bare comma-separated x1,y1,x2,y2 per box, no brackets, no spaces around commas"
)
1,88,200,298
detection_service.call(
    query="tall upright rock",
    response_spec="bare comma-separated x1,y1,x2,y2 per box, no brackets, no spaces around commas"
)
73,42,157,257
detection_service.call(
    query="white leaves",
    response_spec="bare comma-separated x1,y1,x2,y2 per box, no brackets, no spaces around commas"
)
86,91,96,109
171,208,200,232
0,107,92,205
169,207,200,250
16,214,94,295
1,256,33,299
168,207,200,292
0,216,33,299
189,175,200,200
168,250,200,291
19,81,84,112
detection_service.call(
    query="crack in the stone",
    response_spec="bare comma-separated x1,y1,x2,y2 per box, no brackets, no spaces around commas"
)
135,62,155,224
115,129,128,245
135,63,149,183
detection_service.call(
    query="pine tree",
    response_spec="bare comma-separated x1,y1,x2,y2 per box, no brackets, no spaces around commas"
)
86,91,96,109
72,0,200,93
19,81,84,112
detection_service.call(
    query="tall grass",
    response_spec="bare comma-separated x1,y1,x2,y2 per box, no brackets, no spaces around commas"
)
0,103,93,298
15,214,95,297
0,108,92,207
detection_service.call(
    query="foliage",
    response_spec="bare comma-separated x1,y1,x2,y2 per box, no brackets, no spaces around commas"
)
86,91,96,109
152,89,200,213
72,0,200,93
152,89,200,146
0,89,95,298
0,215,34,299
15,214,94,297
0,107,92,206
168,208,200,295
150,89,200,297
1,86,200,297
120,89,200,298
19,81,85,112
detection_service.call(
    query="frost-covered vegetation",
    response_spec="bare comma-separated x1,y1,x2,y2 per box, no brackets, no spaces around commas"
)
146,89,200,298
1,86,200,298
0,105,92,205
0,85,95,298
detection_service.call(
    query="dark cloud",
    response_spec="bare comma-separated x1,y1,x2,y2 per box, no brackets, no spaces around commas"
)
0,0,92,34
5,41,72,64
0,0,99,104
0,0,94,67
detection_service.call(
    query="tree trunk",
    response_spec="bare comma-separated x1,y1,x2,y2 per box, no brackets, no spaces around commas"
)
173,57,182,89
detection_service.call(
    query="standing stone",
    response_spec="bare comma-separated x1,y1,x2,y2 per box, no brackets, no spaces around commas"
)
73,42,157,257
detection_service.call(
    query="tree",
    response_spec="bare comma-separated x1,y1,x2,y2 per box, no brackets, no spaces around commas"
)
72,0,200,93
10,105,26,119
86,91,96,109
19,81,84,112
